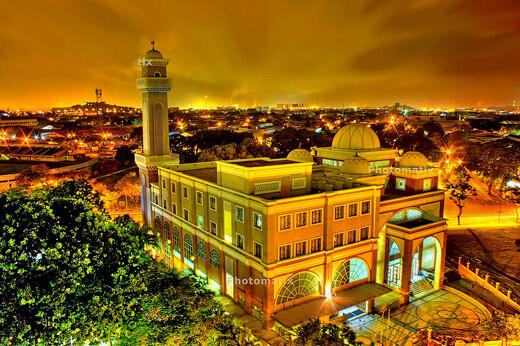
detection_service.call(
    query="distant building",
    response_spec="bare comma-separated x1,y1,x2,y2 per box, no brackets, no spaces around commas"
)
51,102,138,117
276,103,310,110
0,118,38,127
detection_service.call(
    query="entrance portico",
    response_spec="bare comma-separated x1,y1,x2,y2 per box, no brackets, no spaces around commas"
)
377,208,447,304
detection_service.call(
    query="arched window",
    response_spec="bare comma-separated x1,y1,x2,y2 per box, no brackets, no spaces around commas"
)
276,272,321,305
163,222,171,259
197,241,206,260
184,234,193,259
154,72,161,77
154,216,162,247
164,222,170,242
210,249,220,268
172,227,180,251
332,258,369,288
389,242,400,256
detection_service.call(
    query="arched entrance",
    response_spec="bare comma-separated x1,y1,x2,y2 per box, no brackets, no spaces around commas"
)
410,236,443,295
386,238,402,289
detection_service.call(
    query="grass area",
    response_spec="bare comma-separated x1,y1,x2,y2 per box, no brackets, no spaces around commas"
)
448,227,520,279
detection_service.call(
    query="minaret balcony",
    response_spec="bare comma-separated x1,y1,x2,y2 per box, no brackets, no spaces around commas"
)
137,77,172,92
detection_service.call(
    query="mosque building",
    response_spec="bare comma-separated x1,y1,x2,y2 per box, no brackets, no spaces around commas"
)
136,46,447,333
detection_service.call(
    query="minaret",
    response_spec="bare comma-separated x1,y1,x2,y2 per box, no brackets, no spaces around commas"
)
135,42,178,225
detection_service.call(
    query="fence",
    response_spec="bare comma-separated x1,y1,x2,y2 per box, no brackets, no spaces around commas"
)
457,257,520,312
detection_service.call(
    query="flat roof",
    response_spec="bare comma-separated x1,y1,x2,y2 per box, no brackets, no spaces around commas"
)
181,167,218,184
231,159,296,167
273,283,392,328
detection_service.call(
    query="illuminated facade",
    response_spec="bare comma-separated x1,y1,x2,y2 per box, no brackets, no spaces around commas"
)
134,45,179,225
148,121,447,331
134,41,447,335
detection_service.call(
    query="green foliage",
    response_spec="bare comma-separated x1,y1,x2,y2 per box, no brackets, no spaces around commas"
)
466,140,520,194
0,180,240,345
446,166,477,225
294,318,359,345
197,138,275,162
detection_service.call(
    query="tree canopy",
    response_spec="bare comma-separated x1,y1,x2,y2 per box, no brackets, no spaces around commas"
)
0,180,246,345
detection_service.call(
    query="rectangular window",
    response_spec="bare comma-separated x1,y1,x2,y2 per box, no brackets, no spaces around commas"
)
172,203,177,215
334,205,345,220
236,234,244,250
210,221,217,235
310,238,322,253
295,241,306,256
183,208,189,222
254,212,262,230
361,200,371,215
171,182,176,193
311,209,322,224
348,229,357,244
423,178,432,191
183,186,189,198
279,244,291,260
162,179,166,189
153,194,158,205
279,214,292,231
236,206,244,222
348,203,358,217
333,233,344,247
197,215,204,228
162,198,167,209
295,211,307,228
196,191,203,205
254,242,262,259
396,178,406,191
209,196,217,211
360,226,370,241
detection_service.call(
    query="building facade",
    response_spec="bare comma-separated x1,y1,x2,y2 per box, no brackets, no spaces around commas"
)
136,48,447,334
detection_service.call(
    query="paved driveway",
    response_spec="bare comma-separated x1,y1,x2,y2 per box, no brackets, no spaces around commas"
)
351,289,490,345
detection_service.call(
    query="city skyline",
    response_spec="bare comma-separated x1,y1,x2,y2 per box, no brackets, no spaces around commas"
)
2,0,520,110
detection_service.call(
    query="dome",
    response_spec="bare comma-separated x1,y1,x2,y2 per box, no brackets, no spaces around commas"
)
145,48,163,59
399,151,429,168
287,149,314,162
332,124,381,150
340,155,371,175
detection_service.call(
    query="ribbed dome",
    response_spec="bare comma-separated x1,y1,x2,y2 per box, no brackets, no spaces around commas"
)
287,149,314,162
332,124,381,150
145,49,163,59
399,151,429,168
340,155,371,175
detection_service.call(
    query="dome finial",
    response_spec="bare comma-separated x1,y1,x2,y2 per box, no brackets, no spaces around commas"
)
151,40,156,51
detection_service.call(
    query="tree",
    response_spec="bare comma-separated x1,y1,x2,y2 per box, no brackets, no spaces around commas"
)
270,128,332,157
446,166,477,225
502,187,520,222
114,173,141,208
294,319,359,345
197,139,275,162
469,141,520,194
114,145,135,163
0,181,151,344
91,181,120,211
0,180,238,344
16,164,50,187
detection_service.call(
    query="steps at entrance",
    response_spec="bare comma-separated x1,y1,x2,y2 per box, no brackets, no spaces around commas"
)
410,278,433,297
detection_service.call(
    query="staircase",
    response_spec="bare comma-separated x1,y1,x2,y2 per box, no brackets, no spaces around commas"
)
410,278,433,296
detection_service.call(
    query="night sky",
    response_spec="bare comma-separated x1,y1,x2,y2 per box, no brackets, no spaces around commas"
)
1,0,520,110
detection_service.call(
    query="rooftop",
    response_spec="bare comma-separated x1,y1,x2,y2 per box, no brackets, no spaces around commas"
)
231,159,296,167
182,167,218,184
